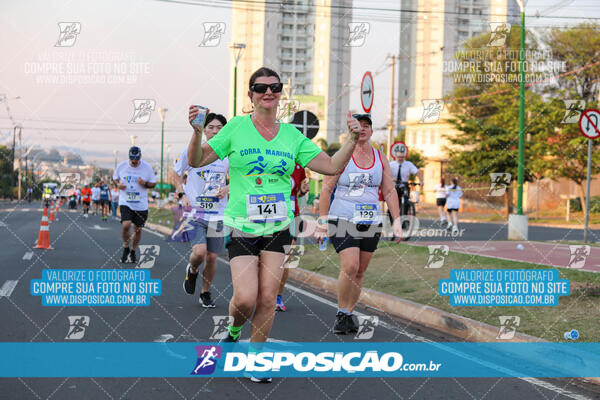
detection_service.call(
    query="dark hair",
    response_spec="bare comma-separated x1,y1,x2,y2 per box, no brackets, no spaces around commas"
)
451,177,458,189
249,67,281,89
440,177,445,186
204,113,227,127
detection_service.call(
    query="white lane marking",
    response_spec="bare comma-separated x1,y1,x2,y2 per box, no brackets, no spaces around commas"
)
143,227,165,238
22,252,33,260
89,224,110,231
154,334,174,342
0,280,18,297
216,256,593,399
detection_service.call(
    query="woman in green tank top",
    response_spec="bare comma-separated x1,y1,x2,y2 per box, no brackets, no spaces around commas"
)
186,67,362,380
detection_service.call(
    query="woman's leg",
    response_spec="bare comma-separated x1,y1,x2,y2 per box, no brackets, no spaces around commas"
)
277,238,296,296
229,255,259,329
337,247,360,310
348,250,374,313
251,251,285,342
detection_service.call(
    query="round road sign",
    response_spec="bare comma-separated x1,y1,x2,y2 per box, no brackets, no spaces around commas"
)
579,108,600,140
291,110,320,139
390,141,408,158
360,71,374,113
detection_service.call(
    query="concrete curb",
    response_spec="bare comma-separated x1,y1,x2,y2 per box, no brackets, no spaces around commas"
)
146,221,600,384
287,267,541,343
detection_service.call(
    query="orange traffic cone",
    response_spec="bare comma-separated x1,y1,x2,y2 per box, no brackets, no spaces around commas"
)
54,201,60,221
34,206,53,249
49,201,56,222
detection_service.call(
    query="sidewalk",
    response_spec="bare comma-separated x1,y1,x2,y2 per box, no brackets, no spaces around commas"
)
417,202,600,230
409,240,600,273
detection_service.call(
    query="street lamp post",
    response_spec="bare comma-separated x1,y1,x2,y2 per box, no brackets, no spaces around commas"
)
508,0,529,240
158,108,168,200
166,144,171,194
229,43,246,117
516,0,526,215
113,150,118,170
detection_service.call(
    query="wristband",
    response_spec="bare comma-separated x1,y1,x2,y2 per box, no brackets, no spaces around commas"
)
317,217,328,225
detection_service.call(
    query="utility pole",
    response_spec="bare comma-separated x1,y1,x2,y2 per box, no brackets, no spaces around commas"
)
387,55,397,157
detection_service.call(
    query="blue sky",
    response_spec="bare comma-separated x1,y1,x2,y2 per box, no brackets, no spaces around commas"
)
0,0,597,168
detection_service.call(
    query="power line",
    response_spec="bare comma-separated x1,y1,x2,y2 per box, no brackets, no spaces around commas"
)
155,0,600,20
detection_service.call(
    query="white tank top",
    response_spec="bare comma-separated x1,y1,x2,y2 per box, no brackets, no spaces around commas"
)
330,148,383,224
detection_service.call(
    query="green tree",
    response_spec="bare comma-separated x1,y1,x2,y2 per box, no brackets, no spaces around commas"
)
444,25,544,216
533,23,600,211
0,146,14,198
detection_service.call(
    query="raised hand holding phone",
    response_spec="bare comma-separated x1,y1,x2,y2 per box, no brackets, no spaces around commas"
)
188,105,209,135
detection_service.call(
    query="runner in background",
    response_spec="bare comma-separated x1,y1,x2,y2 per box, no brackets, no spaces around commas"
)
42,185,52,208
434,177,449,226
389,144,423,213
76,186,82,207
276,163,309,312
91,182,101,216
316,114,403,335
176,113,229,308
99,179,111,221
81,184,91,218
113,146,157,264
187,67,362,384
446,177,463,234
111,185,120,220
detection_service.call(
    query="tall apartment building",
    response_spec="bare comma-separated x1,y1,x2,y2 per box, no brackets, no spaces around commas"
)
397,0,519,203
397,0,520,125
229,0,351,142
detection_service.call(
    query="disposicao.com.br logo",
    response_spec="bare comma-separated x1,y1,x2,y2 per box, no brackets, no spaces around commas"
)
191,343,442,377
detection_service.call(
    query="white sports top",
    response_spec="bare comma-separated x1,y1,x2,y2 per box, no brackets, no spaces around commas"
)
329,148,383,224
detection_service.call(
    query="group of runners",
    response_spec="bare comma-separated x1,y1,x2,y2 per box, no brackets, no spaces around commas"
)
108,67,453,383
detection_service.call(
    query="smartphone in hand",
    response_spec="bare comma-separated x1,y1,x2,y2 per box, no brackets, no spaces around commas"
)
191,105,209,127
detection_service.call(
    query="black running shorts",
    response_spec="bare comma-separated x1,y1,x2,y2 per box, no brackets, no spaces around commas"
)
226,225,293,259
120,205,148,227
329,219,382,253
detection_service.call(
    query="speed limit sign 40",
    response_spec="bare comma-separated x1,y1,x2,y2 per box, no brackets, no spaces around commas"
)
579,108,600,140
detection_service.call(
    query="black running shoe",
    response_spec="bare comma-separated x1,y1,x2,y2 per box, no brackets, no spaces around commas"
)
333,311,350,334
200,291,215,308
129,249,137,264
347,314,359,334
219,332,239,343
183,264,198,295
120,247,130,263
249,375,272,383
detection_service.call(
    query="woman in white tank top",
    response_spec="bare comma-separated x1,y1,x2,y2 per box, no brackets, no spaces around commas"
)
316,114,403,335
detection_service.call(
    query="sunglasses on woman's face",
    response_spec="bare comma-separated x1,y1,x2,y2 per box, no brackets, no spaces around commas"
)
250,82,283,93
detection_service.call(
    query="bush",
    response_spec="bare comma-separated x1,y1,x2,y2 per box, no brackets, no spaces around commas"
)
570,196,600,213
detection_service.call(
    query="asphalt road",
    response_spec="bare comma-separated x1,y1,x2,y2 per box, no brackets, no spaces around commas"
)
0,202,599,400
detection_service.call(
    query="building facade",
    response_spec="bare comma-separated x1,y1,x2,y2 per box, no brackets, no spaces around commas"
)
230,0,351,143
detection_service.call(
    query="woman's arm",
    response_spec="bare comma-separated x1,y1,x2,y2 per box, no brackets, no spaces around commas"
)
380,154,400,220
318,173,340,219
187,106,219,167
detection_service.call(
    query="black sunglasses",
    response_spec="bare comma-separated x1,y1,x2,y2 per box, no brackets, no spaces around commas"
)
250,82,283,93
